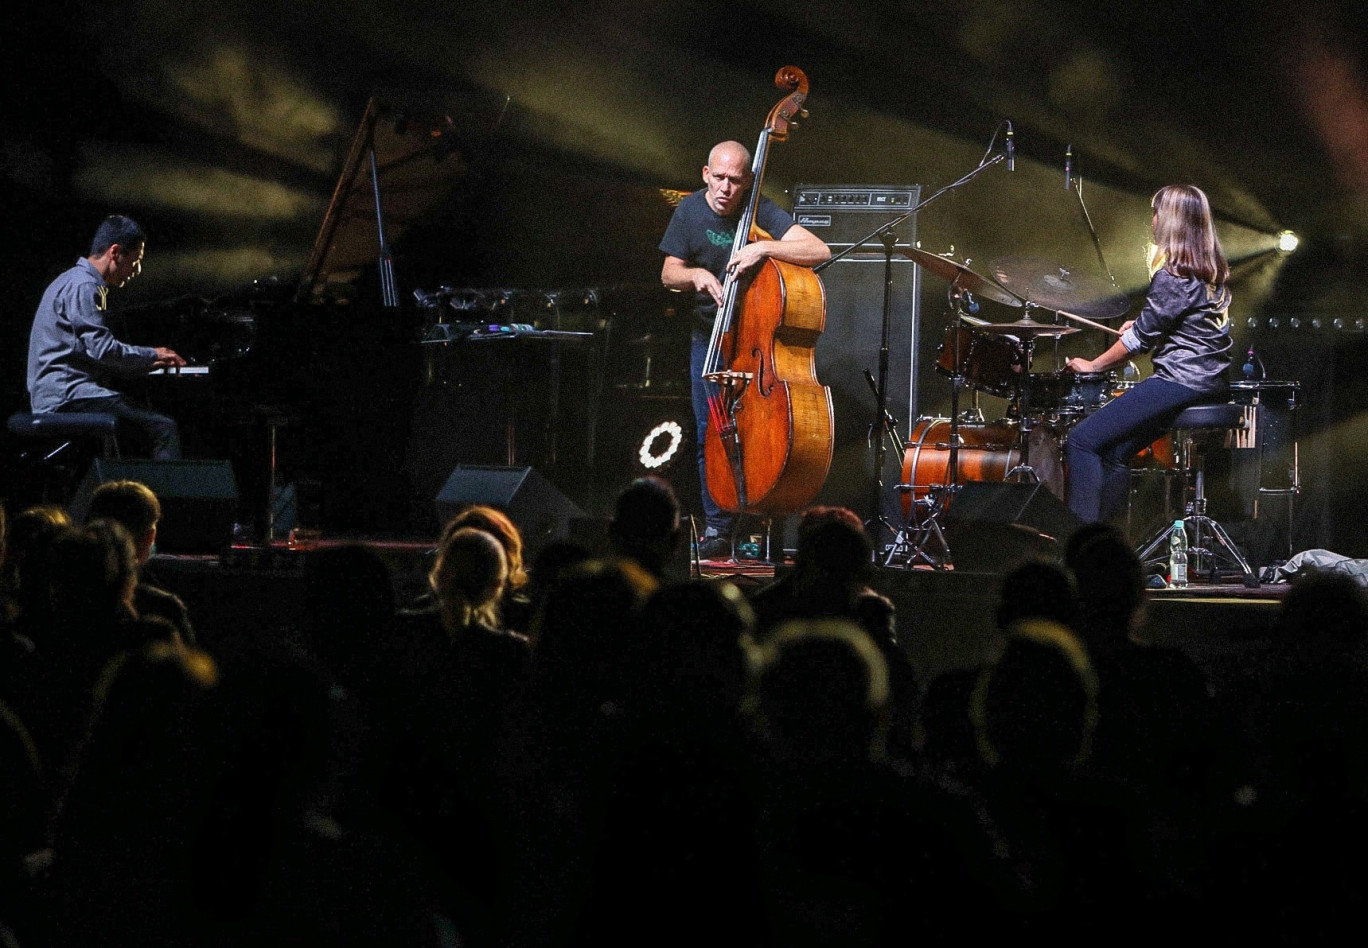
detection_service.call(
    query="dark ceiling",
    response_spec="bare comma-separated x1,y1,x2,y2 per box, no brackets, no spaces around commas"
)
5,0,1367,314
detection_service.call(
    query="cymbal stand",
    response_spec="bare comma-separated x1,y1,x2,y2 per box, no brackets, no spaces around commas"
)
815,129,1011,565
884,284,982,569
1003,310,1048,485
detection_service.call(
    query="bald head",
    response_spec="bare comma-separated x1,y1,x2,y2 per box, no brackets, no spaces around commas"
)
703,141,754,216
708,141,751,168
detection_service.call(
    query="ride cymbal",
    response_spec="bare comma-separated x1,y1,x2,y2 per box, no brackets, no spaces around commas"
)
901,248,1023,308
989,256,1130,320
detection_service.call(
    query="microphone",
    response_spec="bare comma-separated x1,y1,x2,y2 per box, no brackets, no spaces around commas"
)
963,290,980,313
1242,346,1262,380
1005,122,1015,172
1064,145,1073,191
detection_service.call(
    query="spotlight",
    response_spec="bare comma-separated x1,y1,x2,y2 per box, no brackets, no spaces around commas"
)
1289,317,1302,329
1277,230,1299,253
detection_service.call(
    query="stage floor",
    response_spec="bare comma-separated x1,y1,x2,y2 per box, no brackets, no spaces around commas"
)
151,535,1287,694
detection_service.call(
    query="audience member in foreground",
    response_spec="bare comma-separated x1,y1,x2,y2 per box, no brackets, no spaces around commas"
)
85,478,196,644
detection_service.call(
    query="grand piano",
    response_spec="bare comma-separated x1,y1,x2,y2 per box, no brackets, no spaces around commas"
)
120,99,680,537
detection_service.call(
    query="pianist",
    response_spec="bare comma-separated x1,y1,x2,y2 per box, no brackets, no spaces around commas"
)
26,215,187,459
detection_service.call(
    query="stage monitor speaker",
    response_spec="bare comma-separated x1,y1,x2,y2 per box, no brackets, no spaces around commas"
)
70,459,240,554
434,465,584,554
943,482,1083,573
793,184,921,523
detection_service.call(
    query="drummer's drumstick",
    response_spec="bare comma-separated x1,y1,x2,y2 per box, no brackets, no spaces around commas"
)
1059,310,1123,336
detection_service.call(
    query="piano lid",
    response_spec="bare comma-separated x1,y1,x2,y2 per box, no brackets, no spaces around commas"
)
297,97,468,305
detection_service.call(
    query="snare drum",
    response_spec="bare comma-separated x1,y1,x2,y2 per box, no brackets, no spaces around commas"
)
1062,371,1119,412
1021,372,1071,412
900,417,1066,521
935,327,1022,398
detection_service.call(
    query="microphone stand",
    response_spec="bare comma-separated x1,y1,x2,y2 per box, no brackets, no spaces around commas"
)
816,143,1009,566
1066,157,1121,292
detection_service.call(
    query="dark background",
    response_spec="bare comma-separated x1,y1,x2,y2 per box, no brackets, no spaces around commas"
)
5,0,1367,552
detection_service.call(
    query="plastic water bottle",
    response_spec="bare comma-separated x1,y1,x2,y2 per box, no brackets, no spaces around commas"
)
1169,520,1189,588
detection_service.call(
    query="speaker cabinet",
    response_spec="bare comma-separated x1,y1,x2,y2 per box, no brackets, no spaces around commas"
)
434,465,584,554
794,185,921,523
71,459,240,554
944,481,1083,572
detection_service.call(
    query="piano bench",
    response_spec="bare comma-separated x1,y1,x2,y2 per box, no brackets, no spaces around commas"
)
6,412,122,506
8,412,122,457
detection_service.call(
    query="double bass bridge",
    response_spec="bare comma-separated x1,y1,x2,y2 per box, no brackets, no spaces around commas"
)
703,370,754,386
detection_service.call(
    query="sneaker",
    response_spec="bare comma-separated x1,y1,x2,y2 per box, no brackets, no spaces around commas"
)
697,535,733,560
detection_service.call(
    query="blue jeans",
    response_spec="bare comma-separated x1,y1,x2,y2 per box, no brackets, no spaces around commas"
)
691,330,735,536
59,395,182,460
1065,376,1212,523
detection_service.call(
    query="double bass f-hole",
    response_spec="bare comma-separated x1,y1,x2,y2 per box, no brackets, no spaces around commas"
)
751,345,772,396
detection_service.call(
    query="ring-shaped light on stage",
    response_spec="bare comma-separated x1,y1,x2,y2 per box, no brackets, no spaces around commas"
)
638,421,683,469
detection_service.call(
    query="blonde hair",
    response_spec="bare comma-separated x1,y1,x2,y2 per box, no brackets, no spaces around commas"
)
1149,184,1230,288
429,527,508,631
441,505,528,592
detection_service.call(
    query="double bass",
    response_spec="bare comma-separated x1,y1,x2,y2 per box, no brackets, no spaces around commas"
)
701,66,833,515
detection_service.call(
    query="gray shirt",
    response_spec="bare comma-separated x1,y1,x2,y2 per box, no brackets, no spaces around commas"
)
26,258,158,411
1120,268,1232,395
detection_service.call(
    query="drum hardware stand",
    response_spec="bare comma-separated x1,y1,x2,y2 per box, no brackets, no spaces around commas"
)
1003,320,1045,485
882,285,988,569
814,128,1012,565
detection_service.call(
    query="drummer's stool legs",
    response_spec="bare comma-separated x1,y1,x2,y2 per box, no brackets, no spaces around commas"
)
1135,403,1259,587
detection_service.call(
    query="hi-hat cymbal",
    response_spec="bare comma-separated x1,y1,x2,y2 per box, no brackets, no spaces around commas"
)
901,248,1023,308
989,256,1131,321
974,317,1080,338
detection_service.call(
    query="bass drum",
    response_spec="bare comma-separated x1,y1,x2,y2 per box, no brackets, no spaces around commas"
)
900,417,1066,521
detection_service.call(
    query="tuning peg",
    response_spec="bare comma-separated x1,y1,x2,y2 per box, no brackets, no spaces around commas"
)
799,109,810,119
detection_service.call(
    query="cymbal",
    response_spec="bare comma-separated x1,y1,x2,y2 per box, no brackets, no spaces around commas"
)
974,317,1080,338
901,248,1023,308
989,256,1131,321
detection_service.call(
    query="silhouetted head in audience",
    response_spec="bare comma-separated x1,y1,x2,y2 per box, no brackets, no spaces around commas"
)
970,618,1099,775
86,479,160,566
2,505,71,607
63,638,221,818
46,519,140,628
1065,524,1146,648
793,506,873,584
524,539,592,643
608,476,682,577
531,557,657,710
995,559,1080,633
744,618,890,765
1275,571,1368,666
302,544,396,672
639,579,754,721
442,505,528,593
429,527,508,633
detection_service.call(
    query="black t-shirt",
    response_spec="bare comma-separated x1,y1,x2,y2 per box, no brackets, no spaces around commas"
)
659,189,795,330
